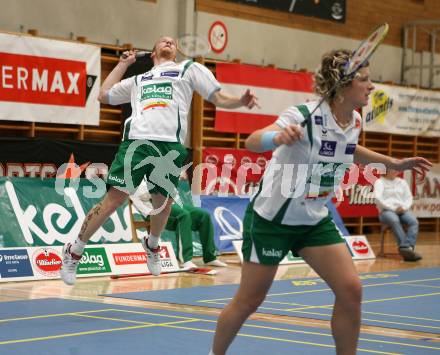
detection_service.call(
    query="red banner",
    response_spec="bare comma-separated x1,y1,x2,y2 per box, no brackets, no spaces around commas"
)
334,165,381,217
0,52,86,107
201,148,272,195
215,63,315,134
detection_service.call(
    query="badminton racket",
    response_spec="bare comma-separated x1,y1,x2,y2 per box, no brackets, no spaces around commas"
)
121,34,211,60
300,22,389,127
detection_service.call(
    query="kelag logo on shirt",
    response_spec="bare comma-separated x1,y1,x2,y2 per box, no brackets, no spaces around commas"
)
141,83,173,100
319,140,337,157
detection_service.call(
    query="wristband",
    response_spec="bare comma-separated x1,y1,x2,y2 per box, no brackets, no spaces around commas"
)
260,131,279,151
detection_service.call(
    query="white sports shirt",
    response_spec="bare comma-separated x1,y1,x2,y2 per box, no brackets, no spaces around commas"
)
373,177,413,212
252,100,362,225
108,60,221,142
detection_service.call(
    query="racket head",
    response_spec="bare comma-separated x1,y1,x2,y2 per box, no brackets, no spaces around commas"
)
177,34,211,57
345,23,389,76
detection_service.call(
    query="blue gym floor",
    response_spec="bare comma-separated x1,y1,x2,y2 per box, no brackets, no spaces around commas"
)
103,267,440,334
1,298,440,355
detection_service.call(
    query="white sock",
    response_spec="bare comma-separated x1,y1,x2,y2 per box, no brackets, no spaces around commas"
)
147,234,160,249
208,350,216,355
70,238,86,256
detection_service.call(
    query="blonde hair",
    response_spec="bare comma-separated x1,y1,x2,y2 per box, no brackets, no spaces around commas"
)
314,49,367,102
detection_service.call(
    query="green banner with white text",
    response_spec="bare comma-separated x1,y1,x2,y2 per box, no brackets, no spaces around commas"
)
0,178,199,256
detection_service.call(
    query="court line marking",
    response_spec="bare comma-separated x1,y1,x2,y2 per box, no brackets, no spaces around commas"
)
90,310,440,349
159,323,401,355
0,309,116,323
198,277,440,303
195,301,440,331
240,323,440,351
402,283,440,289
1,307,439,352
0,319,201,346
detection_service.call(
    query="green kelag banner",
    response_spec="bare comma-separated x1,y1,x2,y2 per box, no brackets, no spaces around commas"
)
0,177,134,247
0,177,199,255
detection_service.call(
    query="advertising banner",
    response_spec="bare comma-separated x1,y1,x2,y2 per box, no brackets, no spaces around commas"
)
333,164,440,218
0,32,100,125
0,177,144,247
345,236,376,260
215,63,316,133
0,177,202,258
411,165,440,217
201,195,249,252
363,83,440,137
333,165,380,218
0,242,179,282
201,147,271,195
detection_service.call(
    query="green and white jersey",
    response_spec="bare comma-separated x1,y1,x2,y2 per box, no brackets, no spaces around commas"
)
108,60,221,142
252,100,362,226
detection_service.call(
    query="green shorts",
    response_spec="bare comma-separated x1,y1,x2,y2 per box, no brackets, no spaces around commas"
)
242,205,345,265
107,140,188,196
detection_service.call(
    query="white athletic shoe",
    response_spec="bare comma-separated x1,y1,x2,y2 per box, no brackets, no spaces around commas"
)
205,259,227,267
60,243,82,286
182,260,198,270
141,237,162,276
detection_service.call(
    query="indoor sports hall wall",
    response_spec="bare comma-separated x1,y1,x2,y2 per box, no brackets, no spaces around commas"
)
0,0,179,50
3,0,440,86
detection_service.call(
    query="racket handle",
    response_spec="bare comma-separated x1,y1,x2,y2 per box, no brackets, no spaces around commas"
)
121,51,150,59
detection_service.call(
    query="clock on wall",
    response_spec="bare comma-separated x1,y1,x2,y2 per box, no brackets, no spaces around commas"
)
208,21,228,54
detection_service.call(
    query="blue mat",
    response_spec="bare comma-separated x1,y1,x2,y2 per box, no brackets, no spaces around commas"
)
1,298,440,355
103,267,440,334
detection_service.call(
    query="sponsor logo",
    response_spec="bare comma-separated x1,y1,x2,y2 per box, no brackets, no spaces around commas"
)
240,156,252,166
0,52,97,107
108,175,125,184
223,154,236,167
141,82,173,100
159,246,170,259
365,90,393,124
262,248,283,258
345,143,357,155
256,156,268,169
214,207,243,241
143,246,174,269
143,101,169,111
77,248,111,274
319,140,337,157
0,249,33,278
140,74,153,81
160,71,180,77
355,119,361,129
113,252,147,265
32,248,62,277
4,180,134,247
205,154,219,165
314,116,323,125
351,240,369,254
